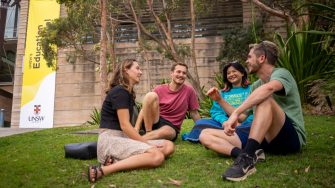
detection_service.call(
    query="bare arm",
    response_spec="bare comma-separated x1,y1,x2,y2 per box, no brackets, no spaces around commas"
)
216,98,248,122
207,87,248,122
234,80,283,115
189,109,201,122
223,80,284,135
134,109,144,131
117,108,147,143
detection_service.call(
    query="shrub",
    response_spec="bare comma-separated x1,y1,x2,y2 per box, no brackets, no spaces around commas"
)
86,107,101,126
275,23,335,104
198,73,223,118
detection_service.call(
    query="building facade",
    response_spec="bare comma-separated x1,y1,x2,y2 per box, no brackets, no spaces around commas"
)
7,0,287,128
0,0,20,127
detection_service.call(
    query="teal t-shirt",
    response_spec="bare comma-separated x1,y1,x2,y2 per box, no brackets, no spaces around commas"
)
251,68,306,146
210,86,253,125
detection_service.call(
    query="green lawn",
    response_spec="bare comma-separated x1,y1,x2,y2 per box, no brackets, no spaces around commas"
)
0,115,334,187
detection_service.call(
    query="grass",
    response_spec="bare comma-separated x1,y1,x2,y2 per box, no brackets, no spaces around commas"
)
0,115,334,187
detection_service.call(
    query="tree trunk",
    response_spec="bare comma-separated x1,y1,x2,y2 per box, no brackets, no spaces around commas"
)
108,16,117,72
189,0,204,99
99,0,108,105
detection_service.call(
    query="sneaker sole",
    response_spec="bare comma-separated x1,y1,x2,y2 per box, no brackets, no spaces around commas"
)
224,167,257,182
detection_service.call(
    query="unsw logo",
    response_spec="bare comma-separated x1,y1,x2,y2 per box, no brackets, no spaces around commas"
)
28,105,45,123
34,105,41,115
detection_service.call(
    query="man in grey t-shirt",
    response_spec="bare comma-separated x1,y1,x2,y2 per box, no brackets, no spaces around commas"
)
220,41,306,182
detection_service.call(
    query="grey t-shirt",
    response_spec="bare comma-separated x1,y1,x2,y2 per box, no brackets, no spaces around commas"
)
251,68,306,146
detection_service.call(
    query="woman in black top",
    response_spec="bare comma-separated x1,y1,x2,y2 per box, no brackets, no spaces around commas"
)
88,59,175,183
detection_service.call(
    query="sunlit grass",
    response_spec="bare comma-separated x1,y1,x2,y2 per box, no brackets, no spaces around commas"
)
0,115,334,187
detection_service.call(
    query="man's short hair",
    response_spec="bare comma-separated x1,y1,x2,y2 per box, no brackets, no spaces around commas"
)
249,41,279,65
171,62,188,71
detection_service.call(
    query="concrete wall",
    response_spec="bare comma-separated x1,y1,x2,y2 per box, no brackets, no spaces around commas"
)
50,36,223,127
10,0,28,127
11,0,288,128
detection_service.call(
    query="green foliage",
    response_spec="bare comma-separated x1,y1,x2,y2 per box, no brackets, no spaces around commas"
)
216,20,265,64
160,78,170,84
306,79,335,114
198,90,213,118
300,2,335,23
176,44,191,59
0,116,335,187
161,44,191,61
40,0,100,67
213,72,224,89
198,73,223,118
135,101,142,112
275,23,335,104
194,0,217,16
86,107,101,126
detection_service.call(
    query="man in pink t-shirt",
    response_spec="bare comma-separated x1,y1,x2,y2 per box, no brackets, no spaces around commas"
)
135,63,200,141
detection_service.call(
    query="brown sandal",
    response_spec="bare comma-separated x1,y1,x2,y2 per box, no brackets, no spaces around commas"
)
88,165,104,183
104,156,114,166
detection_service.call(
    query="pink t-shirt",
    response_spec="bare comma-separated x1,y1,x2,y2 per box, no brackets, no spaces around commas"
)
154,84,199,130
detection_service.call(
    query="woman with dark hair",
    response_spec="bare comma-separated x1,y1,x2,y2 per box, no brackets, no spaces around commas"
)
222,61,249,91
182,61,256,158
88,59,175,183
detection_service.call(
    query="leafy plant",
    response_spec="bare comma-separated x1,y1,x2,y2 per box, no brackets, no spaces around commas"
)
216,20,266,64
40,0,100,68
198,73,223,118
86,107,101,126
160,78,170,84
275,22,335,104
306,79,335,115
198,93,213,118
213,72,224,89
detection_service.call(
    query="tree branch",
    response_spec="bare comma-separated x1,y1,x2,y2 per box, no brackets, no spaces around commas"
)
146,0,181,62
250,0,294,24
109,15,136,24
162,0,172,34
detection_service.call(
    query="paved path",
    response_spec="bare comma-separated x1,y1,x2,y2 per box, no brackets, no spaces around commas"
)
0,128,43,138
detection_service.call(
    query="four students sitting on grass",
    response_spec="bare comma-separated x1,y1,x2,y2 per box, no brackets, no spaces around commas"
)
87,40,305,183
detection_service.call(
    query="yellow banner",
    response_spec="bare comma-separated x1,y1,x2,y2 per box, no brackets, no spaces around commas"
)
20,0,60,128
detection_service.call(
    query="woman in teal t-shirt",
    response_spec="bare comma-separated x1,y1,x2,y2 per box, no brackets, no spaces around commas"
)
182,62,253,157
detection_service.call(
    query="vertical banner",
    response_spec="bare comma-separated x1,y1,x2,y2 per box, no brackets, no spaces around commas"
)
19,0,60,128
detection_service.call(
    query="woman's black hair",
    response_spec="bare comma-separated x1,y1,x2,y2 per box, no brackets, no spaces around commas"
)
222,61,249,91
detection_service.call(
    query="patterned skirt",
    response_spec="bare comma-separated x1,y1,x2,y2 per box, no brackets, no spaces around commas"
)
97,129,164,164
